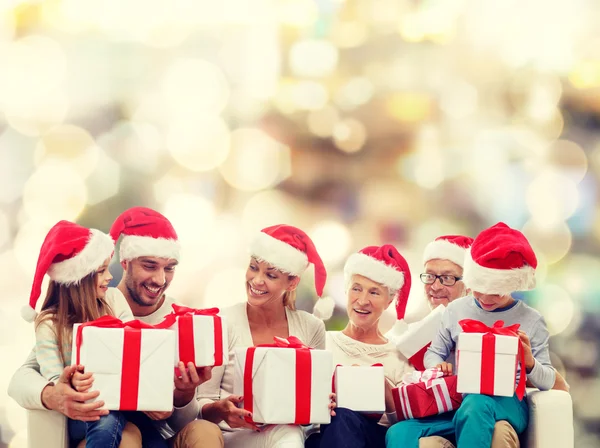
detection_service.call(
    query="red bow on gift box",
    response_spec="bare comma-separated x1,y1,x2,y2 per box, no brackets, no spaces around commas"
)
243,336,313,425
155,304,224,367
75,315,157,410
458,319,526,400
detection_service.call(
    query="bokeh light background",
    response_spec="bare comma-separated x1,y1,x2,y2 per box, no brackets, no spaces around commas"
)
1,0,600,446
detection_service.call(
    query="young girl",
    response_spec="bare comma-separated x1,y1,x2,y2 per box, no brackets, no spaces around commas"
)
23,220,134,448
386,222,555,448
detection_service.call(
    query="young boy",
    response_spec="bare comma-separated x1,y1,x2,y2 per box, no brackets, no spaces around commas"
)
386,222,556,448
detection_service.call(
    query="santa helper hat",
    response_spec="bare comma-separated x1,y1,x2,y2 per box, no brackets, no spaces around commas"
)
109,207,180,262
423,235,474,268
249,224,334,320
22,220,115,322
463,222,537,296
344,245,412,333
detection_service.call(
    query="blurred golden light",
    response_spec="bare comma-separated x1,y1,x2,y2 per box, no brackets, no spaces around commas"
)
13,220,55,277
290,80,329,111
387,92,432,123
22,163,87,224
307,105,340,138
0,8,16,41
163,58,229,117
310,220,352,266
5,89,69,137
411,124,444,189
331,21,368,48
526,169,579,228
439,81,478,119
525,80,563,123
534,284,574,336
153,170,187,205
544,139,588,183
569,59,600,89
0,209,10,249
220,128,290,191
204,268,247,309
289,39,338,78
162,193,216,245
333,118,367,153
97,121,162,174
0,129,36,204
277,0,318,28
335,77,374,110
522,220,572,265
241,190,298,237
399,13,425,43
34,125,99,179
167,116,230,172
85,149,120,206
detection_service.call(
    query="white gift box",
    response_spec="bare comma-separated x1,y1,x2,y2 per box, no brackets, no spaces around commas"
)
73,323,175,411
456,332,519,397
233,346,333,424
168,313,228,367
334,365,385,413
395,305,444,360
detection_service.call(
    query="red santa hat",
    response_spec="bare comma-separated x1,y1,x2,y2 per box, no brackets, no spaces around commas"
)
423,235,474,268
344,244,412,320
22,220,115,322
249,224,333,320
463,222,537,295
110,207,180,262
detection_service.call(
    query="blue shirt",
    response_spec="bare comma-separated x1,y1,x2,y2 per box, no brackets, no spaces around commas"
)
424,295,555,391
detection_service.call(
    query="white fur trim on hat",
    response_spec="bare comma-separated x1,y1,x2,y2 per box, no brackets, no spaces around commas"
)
47,229,115,285
119,235,181,261
423,239,467,268
463,251,536,296
344,252,405,292
250,231,309,275
312,295,335,320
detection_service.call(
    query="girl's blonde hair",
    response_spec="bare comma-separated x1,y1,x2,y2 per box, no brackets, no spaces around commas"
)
35,272,113,365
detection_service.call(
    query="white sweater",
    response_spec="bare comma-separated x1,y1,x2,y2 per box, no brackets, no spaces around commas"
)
326,331,413,426
196,302,326,430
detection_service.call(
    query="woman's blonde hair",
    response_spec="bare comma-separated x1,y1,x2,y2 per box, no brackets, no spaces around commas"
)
283,288,297,310
35,272,113,365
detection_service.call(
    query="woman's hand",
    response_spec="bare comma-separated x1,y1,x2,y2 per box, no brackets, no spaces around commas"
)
329,393,336,417
202,396,260,431
435,362,453,376
71,365,94,393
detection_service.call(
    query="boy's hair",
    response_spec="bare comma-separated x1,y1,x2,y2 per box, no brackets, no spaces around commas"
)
35,272,113,365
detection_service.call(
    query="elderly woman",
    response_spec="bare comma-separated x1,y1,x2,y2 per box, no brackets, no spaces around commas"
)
306,245,414,448
196,224,335,448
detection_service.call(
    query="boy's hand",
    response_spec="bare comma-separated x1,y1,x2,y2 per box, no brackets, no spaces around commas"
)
435,362,453,376
517,330,535,372
71,365,94,393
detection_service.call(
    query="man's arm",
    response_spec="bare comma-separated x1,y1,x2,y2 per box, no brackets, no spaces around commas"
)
8,348,51,410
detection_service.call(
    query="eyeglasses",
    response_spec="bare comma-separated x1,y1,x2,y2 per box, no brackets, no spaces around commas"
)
420,273,462,286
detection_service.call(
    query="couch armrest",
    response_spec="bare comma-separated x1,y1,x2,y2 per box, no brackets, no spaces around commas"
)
27,409,68,448
524,388,573,448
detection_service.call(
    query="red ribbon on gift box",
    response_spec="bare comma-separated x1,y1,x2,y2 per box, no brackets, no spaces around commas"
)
458,319,526,400
243,336,312,425
75,315,155,410
156,305,224,367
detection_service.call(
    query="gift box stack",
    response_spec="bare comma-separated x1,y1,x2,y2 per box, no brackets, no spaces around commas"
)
233,336,333,425
334,365,385,413
73,305,229,411
456,319,526,399
394,305,444,370
392,368,462,421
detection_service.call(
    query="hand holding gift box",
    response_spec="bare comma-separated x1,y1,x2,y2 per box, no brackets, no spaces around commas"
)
73,316,175,411
392,368,462,421
333,365,385,413
155,304,228,368
394,305,445,370
233,336,333,425
456,319,526,399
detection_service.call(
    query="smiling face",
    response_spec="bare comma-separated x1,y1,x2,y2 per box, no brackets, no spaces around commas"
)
122,256,177,308
423,259,467,309
95,257,113,299
245,257,299,309
346,274,394,331
473,291,514,311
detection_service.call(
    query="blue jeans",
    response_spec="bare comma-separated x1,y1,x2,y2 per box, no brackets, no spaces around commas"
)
386,394,529,448
306,407,388,448
69,411,126,448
